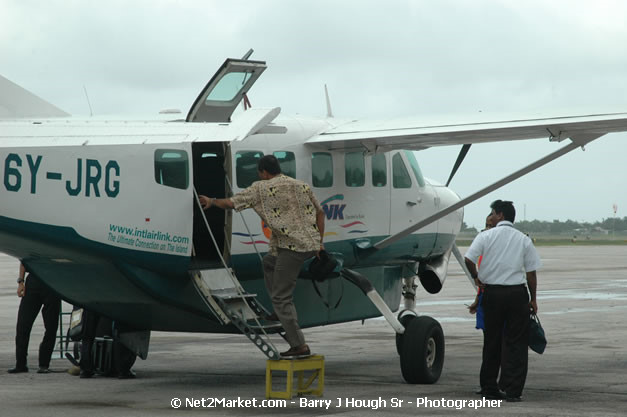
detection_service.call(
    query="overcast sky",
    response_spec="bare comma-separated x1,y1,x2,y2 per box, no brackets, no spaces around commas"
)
2,0,626,228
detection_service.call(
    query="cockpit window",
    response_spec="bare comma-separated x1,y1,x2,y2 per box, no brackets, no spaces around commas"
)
206,72,253,102
392,152,412,189
404,151,426,187
154,149,189,190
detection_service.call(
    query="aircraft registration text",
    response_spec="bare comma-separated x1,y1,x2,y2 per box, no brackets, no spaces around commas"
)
2,153,120,197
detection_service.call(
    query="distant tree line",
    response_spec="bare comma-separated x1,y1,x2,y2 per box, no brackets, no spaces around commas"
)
461,217,627,235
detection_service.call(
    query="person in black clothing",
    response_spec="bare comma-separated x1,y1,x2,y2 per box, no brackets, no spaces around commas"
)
465,200,540,402
78,309,99,378
8,263,61,374
79,309,136,379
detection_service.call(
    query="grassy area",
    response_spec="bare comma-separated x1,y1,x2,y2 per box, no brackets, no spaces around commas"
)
456,237,627,246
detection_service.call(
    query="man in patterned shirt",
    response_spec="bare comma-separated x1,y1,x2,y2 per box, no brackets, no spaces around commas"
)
199,155,325,357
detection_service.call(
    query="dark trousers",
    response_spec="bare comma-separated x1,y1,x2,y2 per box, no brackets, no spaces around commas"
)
80,309,100,372
79,311,135,375
480,285,529,397
262,249,316,348
15,275,61,369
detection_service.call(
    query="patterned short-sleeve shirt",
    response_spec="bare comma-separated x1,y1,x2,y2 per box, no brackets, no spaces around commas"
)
230,175,323,255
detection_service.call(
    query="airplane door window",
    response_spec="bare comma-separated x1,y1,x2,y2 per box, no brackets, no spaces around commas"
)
344,152,365,187
273,151,296,178
206,72,253,102
392,153,412,189
235,150,264,188
371,154,387,187
154,149,189,190
312,152,333,187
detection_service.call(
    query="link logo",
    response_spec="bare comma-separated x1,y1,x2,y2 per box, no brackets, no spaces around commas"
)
321,194,346,220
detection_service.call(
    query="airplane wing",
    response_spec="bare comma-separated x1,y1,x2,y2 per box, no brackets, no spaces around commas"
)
0,74,70,118
305,111,627,251
0,107,281,147
306,111,627,151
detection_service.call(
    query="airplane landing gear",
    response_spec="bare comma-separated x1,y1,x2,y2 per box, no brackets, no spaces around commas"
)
399,315,445,384
340,269,445,384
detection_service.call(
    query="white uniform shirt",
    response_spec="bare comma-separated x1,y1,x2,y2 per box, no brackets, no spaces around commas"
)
465,221,541,285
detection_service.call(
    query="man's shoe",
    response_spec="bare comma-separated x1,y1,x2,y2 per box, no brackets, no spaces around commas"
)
506,396,522,402
8,366,28,374
280,344,311,358
482,390,506,400
37,367,50,374
475,388,485,395
265,313,279,321
118,370,136,379
79,370,94,379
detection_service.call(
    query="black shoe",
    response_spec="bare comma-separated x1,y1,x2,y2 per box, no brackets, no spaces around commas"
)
118,370,136,379
80,370,94,379
506,396,522,402
8,366,28,374
265,313,279,321
280,344,311,358
37,367,50,374
483,390,506,400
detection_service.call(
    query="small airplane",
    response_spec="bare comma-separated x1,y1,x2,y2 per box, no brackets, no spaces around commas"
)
2,51,627,384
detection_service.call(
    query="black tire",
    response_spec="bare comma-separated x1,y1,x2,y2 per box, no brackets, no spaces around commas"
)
113,341,137,374
395,314,417,355
400,316,445,384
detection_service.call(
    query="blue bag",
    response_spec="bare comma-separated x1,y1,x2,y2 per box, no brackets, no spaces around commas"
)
475,291,485,330
529,313,547,354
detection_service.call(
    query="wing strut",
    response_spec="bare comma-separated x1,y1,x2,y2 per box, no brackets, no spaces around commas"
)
374,135,602,251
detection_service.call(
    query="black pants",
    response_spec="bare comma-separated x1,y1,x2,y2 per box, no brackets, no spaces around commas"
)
79,309,100,372
15,274,61,369
79,311,135,375
480,285,529,397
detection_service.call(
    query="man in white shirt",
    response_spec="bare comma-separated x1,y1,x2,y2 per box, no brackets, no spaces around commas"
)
465,200,540,402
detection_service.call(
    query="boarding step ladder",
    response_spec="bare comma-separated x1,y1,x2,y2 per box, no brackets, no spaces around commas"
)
192,268,284,360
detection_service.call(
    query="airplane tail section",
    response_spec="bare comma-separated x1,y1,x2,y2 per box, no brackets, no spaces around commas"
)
0,75,70,118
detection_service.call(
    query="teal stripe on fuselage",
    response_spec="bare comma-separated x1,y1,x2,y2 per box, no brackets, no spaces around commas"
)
0,215,456,332
230,232,455,283
0,215,189,275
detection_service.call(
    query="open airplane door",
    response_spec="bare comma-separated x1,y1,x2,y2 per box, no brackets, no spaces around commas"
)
186,58,267,123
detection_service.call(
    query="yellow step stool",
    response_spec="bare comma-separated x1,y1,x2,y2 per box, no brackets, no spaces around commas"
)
265,355,324,399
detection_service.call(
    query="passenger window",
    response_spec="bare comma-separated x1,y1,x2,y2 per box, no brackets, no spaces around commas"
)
273,151,296,178
236,151,263,188
404,151,426,187
371,154,387,187
312,152,333,187
392,153,412,189
154,149,189,190
345,152,365,187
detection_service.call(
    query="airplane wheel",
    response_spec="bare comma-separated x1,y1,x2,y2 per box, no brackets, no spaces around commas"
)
400,316,444,384
395,314,417,355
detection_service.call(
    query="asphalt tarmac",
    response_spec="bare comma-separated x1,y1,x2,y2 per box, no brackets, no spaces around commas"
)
1,246,626,416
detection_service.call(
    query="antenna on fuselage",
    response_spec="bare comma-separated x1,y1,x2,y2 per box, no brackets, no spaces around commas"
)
83,84,93,117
